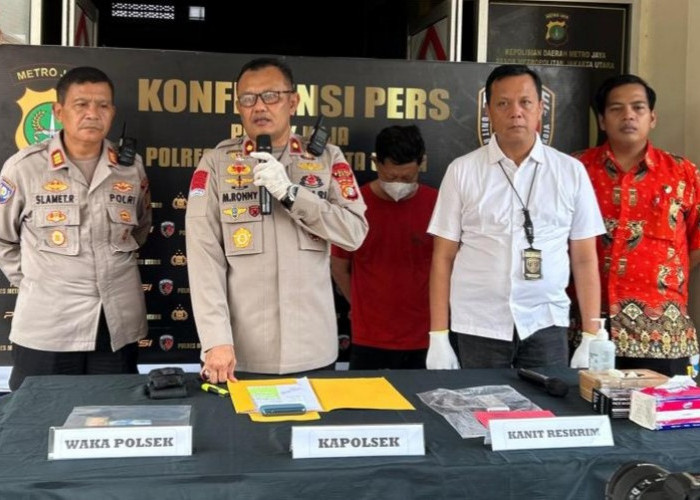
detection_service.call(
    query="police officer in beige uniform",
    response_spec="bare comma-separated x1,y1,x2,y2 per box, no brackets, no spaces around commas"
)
0,67,151,390
186,58,367,382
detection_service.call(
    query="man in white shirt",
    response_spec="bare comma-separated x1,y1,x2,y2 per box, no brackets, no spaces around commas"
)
426,64,605,369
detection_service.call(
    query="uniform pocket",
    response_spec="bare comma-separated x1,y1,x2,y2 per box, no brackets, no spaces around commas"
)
222,220,263,256
34,206,80,255
643,193,678,243
297,226,327,252
107,205,139,252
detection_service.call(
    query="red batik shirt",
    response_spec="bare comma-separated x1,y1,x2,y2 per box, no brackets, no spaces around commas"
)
577,142,700,359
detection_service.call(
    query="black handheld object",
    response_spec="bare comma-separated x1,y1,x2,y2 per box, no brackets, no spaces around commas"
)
306,115,329,157
256,134,273,215
517,368,569,397
144,367,187,399
117,123,137,166
259,403,306,416
606,461,700,500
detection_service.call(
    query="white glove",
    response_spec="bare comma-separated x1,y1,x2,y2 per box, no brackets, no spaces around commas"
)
570,332,596,369
251,151,292,200
426,330,460,369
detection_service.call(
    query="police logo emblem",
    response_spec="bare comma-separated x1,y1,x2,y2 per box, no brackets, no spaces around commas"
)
46,210,66,223
233,227,252,248
14,88,63,149
171,306,189,321
545,13,569,46
226,176,254,189
248,205,261,218
340,183,358,200
338,334,351,351
51,230,66,246
160,221,175,237
44,179,68,192
113,182,133,193
170,251,187,266
290,137,302,153
298,162,323,171
172,193,188,209
159,279,174,296
159,335,174,351
331,163,353,178
477,85,555,146
222,207,247,220
300,174,323,188
227,164,251,175
119,210,132,223
0,177,16,205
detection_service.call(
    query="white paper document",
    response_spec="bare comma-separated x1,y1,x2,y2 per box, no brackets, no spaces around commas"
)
247,377,323,412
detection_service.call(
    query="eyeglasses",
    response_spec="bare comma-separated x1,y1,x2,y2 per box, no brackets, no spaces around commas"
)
237,90,295,108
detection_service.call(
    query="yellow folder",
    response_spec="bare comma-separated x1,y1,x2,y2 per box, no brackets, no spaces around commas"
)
227,377,414,422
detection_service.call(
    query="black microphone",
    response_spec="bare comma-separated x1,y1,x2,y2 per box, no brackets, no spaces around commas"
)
256,134,272,215
517,368,569,397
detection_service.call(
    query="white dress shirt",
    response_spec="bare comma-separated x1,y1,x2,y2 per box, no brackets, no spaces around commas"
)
428,134,604,341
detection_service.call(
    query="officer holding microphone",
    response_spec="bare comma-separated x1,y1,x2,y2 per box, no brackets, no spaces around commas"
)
186,57,368,382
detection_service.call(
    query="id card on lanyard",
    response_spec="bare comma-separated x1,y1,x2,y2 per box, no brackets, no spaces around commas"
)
498,161,542,280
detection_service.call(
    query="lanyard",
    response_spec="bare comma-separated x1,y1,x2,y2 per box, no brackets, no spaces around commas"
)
497,160,539,248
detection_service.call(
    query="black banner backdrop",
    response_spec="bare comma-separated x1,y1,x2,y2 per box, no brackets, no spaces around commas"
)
0,45,590,365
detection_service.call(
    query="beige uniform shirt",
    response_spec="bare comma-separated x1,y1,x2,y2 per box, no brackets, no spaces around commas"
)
0,134,152,351
185,135,368,373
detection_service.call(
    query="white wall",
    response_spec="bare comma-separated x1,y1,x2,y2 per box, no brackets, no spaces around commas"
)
635,0,697,160
0,0,31,44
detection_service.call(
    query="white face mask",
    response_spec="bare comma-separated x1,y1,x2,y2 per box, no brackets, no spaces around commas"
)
379,180,418,201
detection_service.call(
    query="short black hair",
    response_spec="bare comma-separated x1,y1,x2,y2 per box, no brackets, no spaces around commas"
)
594,74,656,115
56,66,114,104
236,57,295,89
485,64,542,104
375,125,425,165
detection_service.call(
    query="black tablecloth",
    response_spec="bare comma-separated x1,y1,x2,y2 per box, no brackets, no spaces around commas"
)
0,368,697,500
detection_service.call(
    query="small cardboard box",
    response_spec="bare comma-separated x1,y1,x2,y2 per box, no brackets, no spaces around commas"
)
630,386,700,430
579,369,668,402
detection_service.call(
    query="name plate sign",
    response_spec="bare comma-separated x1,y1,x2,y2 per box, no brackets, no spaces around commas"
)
49,425,192,460
489,415,613,451
291,424,424,459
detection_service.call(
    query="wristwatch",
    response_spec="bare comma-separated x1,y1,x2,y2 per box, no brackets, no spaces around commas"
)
281,184,299,210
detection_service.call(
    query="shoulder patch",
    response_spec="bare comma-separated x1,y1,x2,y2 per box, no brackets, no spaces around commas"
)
331,163,359,200
0,177,16,204
189,170,208,197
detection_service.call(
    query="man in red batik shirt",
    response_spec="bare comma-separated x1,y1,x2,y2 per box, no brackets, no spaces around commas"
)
576,74,700,376
331,125,437,369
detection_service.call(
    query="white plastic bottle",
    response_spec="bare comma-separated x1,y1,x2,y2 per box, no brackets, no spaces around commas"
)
588,318,615,372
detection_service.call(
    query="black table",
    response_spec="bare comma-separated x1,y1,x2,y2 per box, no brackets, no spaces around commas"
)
0,368,697,500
